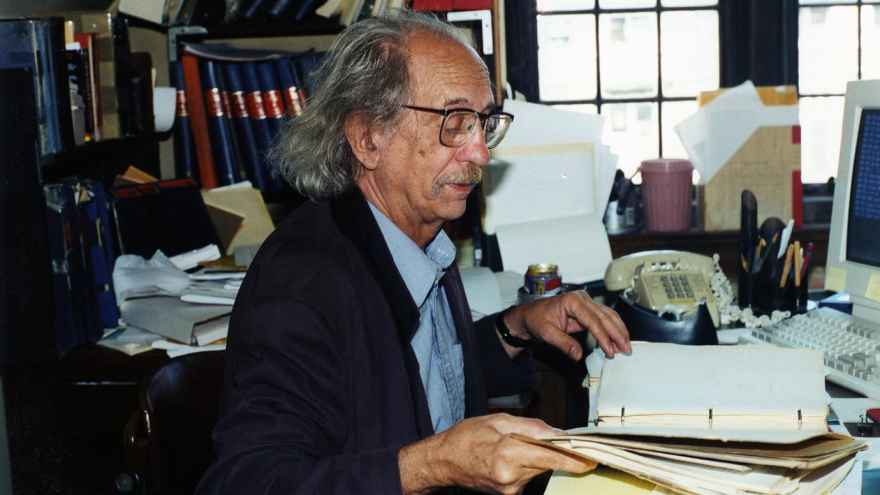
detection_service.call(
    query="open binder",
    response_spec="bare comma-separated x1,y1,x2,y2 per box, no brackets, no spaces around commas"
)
527,342,867,495
588,342,828,443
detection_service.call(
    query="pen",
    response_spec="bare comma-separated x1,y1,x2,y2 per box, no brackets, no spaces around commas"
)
801,242,815,282
780,244,794,288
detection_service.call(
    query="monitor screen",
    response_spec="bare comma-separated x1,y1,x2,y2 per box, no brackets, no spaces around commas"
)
846,108,880,268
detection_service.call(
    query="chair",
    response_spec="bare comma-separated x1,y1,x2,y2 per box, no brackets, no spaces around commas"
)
117,351,225,495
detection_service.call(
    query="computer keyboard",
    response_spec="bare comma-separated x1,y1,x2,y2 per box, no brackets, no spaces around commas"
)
746,307,880,400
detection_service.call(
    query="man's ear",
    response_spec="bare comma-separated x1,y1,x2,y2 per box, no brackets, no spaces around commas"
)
344,112,384,171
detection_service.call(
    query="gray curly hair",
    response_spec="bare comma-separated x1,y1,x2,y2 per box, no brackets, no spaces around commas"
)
271,10,484,200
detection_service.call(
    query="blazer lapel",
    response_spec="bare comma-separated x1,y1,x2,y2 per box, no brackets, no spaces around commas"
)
329,189,434,437
442,266,488,418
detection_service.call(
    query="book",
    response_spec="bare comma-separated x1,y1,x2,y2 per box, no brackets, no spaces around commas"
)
180,52,219,188
74,32,102,140
267,0,298,17
180,281,238,306
120,295,231,345
79,180,121,332
275,57,305,117
223,62,271,190
200,58,241,186
170,60,197,180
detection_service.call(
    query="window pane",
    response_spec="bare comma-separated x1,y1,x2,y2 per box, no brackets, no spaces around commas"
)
599,12,658,99
538,14,597,101
799,6,858,94
601,102,659,177
800,96,845,182
661,11,719,97
599,0,655,7
661,0,717,6
661,100,697,160
553,104,600,114
862,6,880,78
800,0,857,4
537,0,595,10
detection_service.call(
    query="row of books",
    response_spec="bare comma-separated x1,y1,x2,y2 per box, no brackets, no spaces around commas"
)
172,43,325,192
0,14,152,157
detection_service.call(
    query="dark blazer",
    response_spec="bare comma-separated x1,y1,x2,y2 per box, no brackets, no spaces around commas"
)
196,189,532,495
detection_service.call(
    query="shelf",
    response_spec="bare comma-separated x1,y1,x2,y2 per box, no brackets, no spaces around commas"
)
41,134,159,183
181,15,344,40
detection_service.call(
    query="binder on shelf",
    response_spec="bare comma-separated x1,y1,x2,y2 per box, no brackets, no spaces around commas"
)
224,62,271,190
170,61,197,180
240,62,276,189
200,58,241,186
181,52,220,188
79,180,121,332
275,56,305,117
256,60,287,191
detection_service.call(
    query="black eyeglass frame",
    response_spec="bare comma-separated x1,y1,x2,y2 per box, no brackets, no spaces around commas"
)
402,104,514,149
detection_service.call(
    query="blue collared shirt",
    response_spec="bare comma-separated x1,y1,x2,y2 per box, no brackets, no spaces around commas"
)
369,204,465,433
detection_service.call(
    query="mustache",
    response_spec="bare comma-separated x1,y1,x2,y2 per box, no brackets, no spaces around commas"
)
436,164,483,187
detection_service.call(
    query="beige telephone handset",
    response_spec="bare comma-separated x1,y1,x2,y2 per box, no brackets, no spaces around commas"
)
605,250,720,328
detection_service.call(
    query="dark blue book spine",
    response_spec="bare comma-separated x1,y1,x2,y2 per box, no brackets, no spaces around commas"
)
170,61,197,180
268,0,297,17
294,0,320,20
200,58,241,186
44,183,88,354
275,57,304,118
81,181,120,333
242,0,270,18
224,62,270,191
240,62,276,190
256,61,288,192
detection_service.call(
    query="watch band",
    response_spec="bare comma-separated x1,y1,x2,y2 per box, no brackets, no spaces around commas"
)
495,307,532,348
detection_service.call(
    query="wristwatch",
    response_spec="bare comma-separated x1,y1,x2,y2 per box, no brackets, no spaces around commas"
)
495,307,532,348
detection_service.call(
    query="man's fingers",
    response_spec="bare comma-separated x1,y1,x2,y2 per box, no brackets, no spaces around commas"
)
506,437,596,475
540,327,583,360
597,305,631,354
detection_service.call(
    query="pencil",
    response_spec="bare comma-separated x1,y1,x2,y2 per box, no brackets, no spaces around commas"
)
794,241,802,287
779,244,795,289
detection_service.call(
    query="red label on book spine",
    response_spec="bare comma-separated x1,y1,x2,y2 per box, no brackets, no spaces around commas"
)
264,90,285,119
285,87,303,117
246,91,267,119
176,90,188,117
221,90,233,118
230,91,248,119
205,88,224,117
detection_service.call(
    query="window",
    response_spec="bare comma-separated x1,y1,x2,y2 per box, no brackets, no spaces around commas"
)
535,0,719,177
798,0,880,182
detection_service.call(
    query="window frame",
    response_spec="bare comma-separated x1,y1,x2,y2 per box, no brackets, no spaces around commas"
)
534,1,721,157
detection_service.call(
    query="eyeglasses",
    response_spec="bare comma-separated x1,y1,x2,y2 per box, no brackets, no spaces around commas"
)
402,104,514,149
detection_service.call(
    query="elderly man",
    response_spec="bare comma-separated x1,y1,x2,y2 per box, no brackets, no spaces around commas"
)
197,11,629,495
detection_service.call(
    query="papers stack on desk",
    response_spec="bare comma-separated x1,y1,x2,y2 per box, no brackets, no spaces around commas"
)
485,100,618,284
532,342,868,495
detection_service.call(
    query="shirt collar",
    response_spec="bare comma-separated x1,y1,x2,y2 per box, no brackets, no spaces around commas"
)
368,202,456,308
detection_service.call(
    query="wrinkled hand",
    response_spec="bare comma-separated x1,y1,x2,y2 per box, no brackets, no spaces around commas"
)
399,413,593,495
502,290,630,360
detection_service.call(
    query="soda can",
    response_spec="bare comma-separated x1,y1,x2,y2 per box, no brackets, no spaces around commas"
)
525,264,562,296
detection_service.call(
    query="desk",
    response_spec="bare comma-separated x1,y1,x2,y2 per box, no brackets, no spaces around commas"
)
609,227,829,279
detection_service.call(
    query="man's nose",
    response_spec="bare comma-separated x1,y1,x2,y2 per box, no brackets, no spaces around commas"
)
457,125,490,166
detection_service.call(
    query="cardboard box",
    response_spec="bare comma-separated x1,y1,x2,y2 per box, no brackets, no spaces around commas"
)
703,125,801,231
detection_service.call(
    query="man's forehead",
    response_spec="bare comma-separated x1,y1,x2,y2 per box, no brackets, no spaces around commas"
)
407,32,493,109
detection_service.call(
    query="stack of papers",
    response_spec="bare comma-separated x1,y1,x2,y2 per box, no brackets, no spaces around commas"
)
485,99,618,284
528,342,868,495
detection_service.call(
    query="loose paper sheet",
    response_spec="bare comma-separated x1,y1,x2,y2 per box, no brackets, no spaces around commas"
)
494,213,612,284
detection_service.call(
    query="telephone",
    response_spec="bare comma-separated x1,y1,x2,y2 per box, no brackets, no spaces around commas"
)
605,251,720,343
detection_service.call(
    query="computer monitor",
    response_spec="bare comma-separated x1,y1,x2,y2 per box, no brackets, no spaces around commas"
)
826,79,880,322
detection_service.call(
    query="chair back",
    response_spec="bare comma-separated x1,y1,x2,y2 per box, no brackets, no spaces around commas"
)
121,351,225,495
